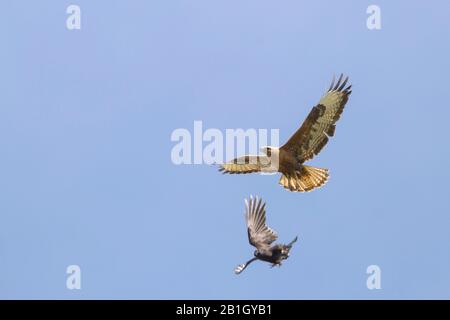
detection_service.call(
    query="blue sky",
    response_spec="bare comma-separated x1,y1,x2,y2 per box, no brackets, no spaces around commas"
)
1,1,450,299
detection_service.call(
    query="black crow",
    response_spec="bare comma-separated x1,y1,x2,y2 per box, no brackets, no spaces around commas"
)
234,196,298,274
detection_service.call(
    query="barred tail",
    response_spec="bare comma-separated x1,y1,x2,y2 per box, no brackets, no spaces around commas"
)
279,166,329,192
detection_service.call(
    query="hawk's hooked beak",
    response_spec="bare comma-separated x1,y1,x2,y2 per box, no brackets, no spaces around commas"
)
260,146,271,157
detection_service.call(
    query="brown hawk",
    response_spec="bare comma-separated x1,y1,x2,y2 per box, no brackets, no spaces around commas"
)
219,74,352,192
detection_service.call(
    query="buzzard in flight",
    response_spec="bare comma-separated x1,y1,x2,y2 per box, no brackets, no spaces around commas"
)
219,74,352,192
234,196,298,275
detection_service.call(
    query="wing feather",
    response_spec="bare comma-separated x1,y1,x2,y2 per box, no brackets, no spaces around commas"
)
219,155,270,174
281,74,352,162
245,196,278,250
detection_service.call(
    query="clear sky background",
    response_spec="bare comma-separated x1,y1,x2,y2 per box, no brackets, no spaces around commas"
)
1,1,450,299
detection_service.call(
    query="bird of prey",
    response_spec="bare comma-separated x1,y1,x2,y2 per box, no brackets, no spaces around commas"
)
219,74,352,192
234,196,298,275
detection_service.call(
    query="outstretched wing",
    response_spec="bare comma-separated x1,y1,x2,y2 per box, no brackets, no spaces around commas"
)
245,196,278,250
219,155,270,174
281,74,352,163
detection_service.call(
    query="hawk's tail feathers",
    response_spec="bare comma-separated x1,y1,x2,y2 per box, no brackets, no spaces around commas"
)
279,166,329,192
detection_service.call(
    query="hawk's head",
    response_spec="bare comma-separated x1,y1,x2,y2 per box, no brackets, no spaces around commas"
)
260,146,273,157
